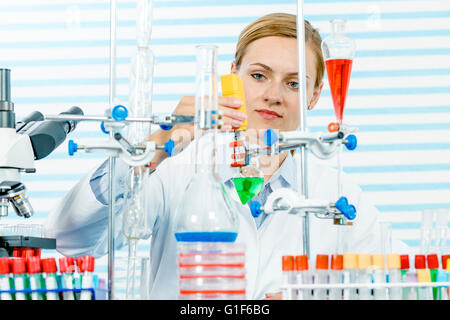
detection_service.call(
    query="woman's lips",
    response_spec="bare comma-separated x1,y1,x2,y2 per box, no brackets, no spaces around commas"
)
256,109,282,120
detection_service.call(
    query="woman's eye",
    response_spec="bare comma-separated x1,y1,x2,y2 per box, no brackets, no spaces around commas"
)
251,73,265,80
288,81,299,89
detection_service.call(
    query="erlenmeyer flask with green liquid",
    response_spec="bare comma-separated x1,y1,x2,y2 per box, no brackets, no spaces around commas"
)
233,155,264,205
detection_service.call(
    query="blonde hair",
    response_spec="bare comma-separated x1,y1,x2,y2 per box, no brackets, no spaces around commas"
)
234,13,324,88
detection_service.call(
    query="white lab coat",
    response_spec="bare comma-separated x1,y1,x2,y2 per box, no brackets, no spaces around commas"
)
43,133,408,300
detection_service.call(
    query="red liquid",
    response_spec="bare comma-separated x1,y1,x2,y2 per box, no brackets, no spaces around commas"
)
325,59,353,124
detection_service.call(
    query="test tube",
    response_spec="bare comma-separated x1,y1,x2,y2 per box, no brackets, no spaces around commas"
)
26,256,44,300
342,253,358,300
436,270,449,300
295,255,312,300
10,258,28,300
416,269,433,300
420,209,434,254
281,255,295,300
77,255,95,300
314,254,329,300
0,257,12,300
371,254,387,300
59,256,76,300
357,253,373,300
329,254,343,300
41,258,60,300
426,254,439,300
400,254,416,300
414,254,432,300
386,254,401,300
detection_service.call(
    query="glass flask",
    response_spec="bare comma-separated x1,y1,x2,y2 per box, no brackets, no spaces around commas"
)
173,45,239,242
232,150,264,205
321,19,356,199
321,19,356,125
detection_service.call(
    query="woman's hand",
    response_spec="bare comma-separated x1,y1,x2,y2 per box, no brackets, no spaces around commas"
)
174,95,247,133
146,95,247,167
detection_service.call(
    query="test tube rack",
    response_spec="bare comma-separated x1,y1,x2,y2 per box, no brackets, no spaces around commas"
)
280,281,450,300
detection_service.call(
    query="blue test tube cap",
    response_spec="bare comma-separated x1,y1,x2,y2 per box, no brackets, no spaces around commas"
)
111,105,128,121
164,139,175,156
160,124,173,131
100,121,109,134
263,128,278,146
68,139,78,156
345,134,357,151
249,201,263,218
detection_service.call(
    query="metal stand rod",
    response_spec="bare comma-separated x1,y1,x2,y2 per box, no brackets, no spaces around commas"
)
296,0,310,256
107,0,117,301
107,155,116,300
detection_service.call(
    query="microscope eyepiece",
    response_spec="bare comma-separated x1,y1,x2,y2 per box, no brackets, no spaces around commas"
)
26,106,84,160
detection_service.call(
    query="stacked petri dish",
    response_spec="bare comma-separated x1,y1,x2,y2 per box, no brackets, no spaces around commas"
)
177,242,246,300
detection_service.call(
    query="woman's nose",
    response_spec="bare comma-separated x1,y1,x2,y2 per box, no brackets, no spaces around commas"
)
263,82,282,105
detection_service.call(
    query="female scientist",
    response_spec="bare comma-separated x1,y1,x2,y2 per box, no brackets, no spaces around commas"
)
44,13,407,300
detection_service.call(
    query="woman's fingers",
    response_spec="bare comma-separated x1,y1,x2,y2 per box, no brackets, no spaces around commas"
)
173,95,247,132
218,96,246,131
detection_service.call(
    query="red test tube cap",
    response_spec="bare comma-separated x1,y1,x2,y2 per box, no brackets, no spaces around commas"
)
41,258,58,274
415,255,426,269
76,255,95,273
400,255,410,270
59,256,75,273
282,255,294,271
426,254,439,269
331,254,343,270
21,248,35,259
295,255,309,271
0,258,10,274
26,256,41,274
442,255,450,270
11,258,26,274
316,254,329,270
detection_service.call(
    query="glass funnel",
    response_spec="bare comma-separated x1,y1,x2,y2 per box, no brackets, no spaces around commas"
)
232,141,264,205
173,45,239,242
321,19,356,125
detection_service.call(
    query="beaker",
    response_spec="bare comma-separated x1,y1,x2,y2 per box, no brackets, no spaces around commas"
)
173,45,238,242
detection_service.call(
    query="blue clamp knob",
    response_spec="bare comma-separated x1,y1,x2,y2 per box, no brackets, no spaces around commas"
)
164,139,175,156
68,139,78,156
345,134,357,151
111,105,128,121
335,196,357,220
249,201,263,218
100,121,109,134
160,124,173,131
263,128,278,146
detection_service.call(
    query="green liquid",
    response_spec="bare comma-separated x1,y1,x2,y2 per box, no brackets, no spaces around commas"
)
232,177,265,205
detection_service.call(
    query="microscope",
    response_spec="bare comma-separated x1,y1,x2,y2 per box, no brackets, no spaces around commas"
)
0,68,83,257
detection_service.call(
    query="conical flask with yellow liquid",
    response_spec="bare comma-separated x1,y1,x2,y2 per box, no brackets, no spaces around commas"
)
221,73,264,205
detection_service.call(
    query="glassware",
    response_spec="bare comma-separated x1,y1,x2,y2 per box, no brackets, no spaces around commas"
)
321,19,356,199
173,45,239,243
321,19,356,126
113,256,150,300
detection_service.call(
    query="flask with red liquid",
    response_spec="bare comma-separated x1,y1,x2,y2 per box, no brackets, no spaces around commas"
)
321,19,356,126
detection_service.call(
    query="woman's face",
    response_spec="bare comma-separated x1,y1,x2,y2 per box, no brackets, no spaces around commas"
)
232,36,323,132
